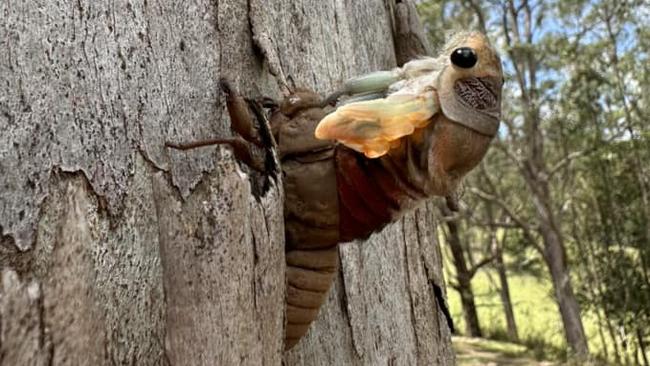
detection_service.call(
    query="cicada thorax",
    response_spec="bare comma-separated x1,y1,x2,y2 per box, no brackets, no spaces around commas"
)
423,114,494,191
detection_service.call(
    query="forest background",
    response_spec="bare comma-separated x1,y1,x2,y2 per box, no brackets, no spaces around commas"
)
417,0,650,364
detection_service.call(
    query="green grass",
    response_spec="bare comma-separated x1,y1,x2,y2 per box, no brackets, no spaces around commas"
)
446,268,614,363
447,270,566,356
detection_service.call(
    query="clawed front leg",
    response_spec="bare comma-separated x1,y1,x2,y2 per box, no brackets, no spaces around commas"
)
165,78,267,172
165,136,265,172
218,79,264,148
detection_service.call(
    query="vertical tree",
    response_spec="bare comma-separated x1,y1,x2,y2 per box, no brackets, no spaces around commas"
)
497,0,590,356
0,1,454,364
420,0,591,357
439,202,484,338
484,201,519,342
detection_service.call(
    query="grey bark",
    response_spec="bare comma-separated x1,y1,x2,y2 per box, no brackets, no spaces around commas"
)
0,0,452,364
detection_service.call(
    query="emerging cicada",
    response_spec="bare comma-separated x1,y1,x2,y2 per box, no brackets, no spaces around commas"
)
167,31,503,350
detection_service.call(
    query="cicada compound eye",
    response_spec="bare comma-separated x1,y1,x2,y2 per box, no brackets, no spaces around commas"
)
450,47,477,69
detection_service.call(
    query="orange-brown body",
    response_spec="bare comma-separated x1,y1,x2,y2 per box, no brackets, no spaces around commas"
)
272,92,493,349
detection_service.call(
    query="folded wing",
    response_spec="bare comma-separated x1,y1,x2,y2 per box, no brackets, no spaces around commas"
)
315,91,439,158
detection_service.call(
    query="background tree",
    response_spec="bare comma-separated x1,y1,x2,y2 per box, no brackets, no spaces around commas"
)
439,199,495,339
420,0,649,363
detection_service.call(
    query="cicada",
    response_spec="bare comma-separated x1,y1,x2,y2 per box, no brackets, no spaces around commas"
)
167,31,503,350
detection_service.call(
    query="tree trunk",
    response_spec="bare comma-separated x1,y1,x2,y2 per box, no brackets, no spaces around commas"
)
637,328,650,366
606,313,624,365
595,313,610,361
442,212,482,338
534,194,590,357
493,237,518,342
522,156,589,357
497,0,590,357
485,203,517,342
0,0,453,364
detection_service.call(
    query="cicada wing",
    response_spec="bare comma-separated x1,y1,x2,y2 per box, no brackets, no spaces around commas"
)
315,91,439,158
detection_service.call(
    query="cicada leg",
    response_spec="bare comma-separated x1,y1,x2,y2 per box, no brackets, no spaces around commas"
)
165,79,267,172
165,136,265,172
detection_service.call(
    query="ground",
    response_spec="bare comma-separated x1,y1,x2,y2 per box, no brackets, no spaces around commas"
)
445,259,613,361
454,336,556,366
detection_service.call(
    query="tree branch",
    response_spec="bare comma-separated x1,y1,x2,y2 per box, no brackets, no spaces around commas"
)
469,187,543,254
493,140,526,174
467,219,524,229
468,255,496,279
461,0,487,33
547,130,627,178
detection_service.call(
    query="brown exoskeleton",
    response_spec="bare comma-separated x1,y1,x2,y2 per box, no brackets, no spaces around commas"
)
167,32,503,350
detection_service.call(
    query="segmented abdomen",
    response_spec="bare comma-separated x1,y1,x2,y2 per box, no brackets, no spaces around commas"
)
282,144,419,349
275,95,436,350
282,148,340,349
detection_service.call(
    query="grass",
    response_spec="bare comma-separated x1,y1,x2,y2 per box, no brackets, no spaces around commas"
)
446,269,565,345
446,267,615,364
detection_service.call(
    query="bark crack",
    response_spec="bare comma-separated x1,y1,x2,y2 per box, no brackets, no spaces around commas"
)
246,0,288,93
431,282,454,334
401,217,421,359
251,222,258,310
337,249,364,358
0,225,17,252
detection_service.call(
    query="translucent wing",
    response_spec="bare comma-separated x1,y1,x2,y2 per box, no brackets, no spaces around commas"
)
315,91,438,158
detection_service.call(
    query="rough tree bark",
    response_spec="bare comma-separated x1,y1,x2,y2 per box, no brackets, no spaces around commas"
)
0,0,453,365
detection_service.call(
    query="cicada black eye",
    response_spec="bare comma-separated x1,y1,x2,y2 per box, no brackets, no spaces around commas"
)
450,47,477,68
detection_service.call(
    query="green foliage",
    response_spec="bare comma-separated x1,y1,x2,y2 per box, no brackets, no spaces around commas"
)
417,1,489,49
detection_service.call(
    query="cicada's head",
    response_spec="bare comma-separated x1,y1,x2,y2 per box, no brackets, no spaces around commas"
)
436,32,503,136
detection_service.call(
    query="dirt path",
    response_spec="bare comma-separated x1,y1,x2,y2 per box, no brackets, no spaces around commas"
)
454,336,556,366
